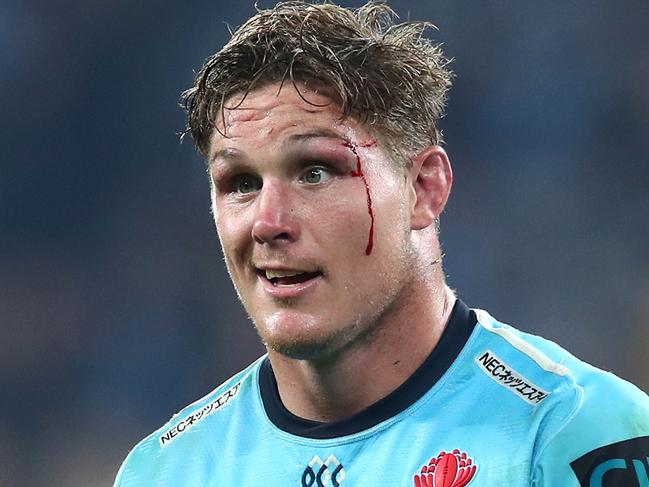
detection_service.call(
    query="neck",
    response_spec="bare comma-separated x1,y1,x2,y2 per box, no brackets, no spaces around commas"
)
267,265,455,423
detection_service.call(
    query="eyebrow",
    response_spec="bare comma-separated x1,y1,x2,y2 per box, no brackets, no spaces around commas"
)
210,147,244,166
286,128,347,144
210,128,348,166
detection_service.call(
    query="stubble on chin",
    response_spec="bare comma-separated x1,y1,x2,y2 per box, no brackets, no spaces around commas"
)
253,275,413,362
252,310,343,361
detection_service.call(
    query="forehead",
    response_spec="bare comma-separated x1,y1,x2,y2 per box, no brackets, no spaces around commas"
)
208,83,370,158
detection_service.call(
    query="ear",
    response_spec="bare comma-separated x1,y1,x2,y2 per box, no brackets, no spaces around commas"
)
408,146,453,230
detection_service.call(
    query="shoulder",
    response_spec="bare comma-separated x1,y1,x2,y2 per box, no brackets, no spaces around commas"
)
471,308,581,414
472,308,649,486
530,341,649,486
113,356,265,486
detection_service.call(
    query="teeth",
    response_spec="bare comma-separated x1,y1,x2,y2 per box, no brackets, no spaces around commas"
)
265,269,304,280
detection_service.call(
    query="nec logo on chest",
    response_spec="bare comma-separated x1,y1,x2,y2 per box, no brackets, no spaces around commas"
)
570,436,649,487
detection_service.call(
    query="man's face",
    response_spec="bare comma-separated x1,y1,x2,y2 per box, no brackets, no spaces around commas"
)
208,83,417,360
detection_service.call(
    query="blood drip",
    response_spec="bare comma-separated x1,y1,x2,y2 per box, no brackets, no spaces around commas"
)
343,139,378,255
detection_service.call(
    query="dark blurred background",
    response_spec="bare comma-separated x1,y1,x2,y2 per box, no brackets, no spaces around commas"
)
2,1,648,485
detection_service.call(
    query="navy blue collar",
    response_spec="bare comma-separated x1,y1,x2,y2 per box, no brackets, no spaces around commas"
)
259,299,477,439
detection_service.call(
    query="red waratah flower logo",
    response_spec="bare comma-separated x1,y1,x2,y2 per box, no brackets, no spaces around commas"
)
413,449,477,487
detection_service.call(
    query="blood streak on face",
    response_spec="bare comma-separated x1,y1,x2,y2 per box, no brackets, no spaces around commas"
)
342,138,378,255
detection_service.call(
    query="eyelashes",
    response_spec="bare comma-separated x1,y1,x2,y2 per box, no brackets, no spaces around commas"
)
216,163,340,196
298,166,333,185
229,174,262,194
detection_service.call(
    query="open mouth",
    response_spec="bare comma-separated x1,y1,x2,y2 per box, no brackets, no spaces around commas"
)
258,269,322,286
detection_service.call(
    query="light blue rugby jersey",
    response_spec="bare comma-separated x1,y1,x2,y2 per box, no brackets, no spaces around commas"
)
115,301,649,486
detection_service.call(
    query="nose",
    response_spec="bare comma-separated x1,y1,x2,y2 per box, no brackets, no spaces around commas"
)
251,180,300,245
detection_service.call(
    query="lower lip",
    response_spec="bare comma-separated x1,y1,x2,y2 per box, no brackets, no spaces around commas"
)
258,274,323,299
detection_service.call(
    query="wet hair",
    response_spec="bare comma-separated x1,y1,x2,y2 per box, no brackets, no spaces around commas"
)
182,1,453,165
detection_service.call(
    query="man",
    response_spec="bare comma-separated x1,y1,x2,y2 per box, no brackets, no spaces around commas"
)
115,2,649,485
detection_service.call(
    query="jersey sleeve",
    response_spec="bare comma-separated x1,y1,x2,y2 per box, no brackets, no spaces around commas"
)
532,370,649,487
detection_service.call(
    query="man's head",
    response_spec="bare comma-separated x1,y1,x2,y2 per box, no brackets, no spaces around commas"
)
183,1,453,167
184,1,454,360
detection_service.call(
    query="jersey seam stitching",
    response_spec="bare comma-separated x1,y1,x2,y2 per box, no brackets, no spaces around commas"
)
528,381,583,484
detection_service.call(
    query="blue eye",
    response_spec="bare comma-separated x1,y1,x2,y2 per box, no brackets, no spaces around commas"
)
231,174,261,194
300,167,332,185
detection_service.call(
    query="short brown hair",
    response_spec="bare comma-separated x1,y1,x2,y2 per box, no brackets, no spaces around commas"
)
182,1,453,163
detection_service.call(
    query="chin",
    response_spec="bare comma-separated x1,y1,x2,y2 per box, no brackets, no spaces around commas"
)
254,311,357,361
265,337,336,361
258,327,334,361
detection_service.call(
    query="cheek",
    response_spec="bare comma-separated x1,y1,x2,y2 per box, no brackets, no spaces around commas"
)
309,174,405,258
366,182,411,265
307,190,371,250
214,206,251,262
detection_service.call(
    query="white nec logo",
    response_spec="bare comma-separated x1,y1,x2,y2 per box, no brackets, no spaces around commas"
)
301,454,346,487
475,350,549,405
